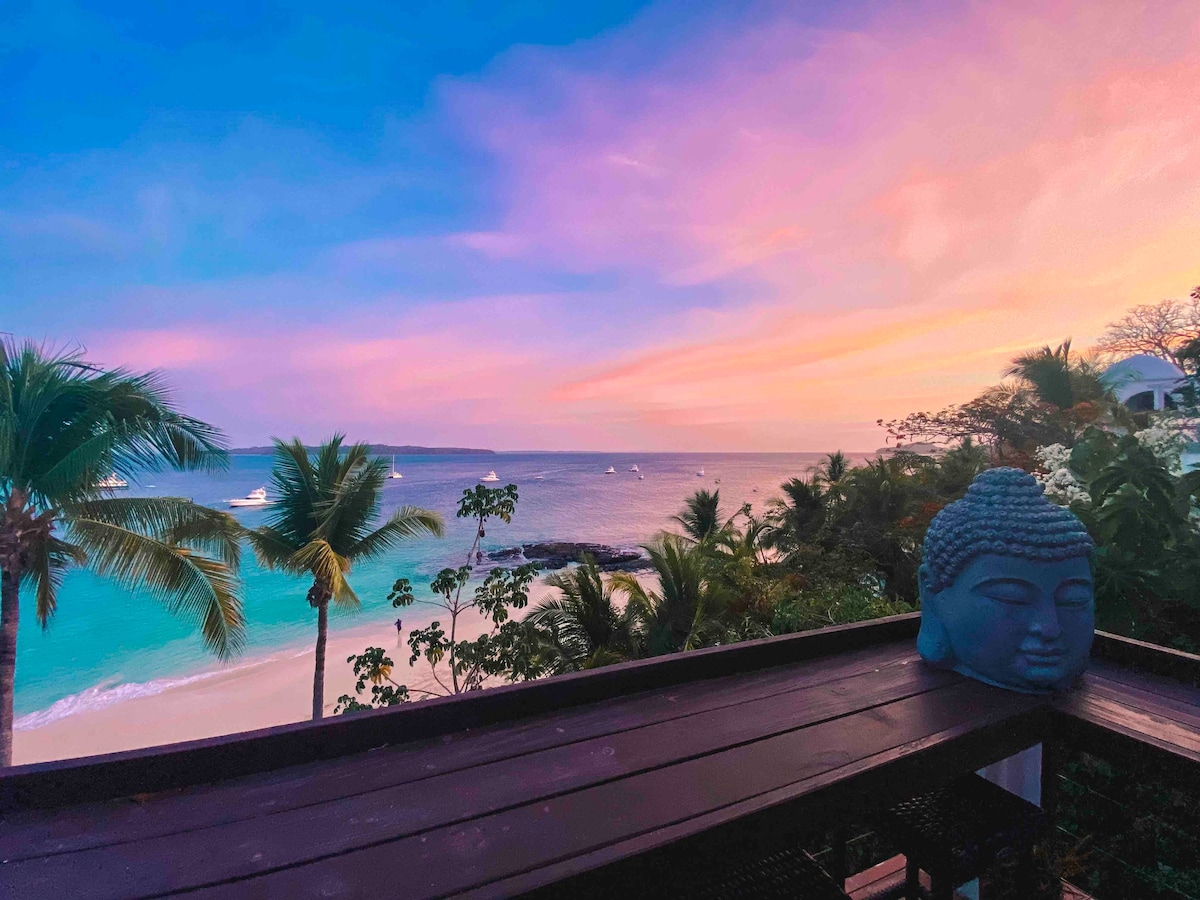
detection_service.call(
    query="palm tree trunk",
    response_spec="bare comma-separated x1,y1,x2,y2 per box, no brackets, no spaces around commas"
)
0,568,19,767
312,599,328,720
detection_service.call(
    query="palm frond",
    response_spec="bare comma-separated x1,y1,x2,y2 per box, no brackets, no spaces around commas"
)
64,496,245,569
288,539,359,609
23,536,86,627
67,517,245,658
346,506,444,562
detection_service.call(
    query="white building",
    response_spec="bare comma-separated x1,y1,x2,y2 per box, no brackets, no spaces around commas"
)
1101,353,1186,412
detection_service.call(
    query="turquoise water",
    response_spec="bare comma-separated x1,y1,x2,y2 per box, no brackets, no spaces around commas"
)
13,451,857,722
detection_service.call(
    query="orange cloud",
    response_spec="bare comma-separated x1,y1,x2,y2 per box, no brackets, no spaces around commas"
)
432,0,1200,448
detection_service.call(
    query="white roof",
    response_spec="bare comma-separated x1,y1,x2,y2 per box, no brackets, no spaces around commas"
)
1101,354,1184,401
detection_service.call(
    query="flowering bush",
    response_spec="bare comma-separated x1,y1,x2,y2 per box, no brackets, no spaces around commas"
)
1133,417,1196,475
1034,443,1091,505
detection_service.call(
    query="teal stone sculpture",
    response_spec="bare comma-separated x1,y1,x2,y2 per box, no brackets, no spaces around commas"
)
918,467,1095,694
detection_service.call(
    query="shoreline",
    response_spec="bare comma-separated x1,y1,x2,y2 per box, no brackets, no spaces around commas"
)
11,575,652,766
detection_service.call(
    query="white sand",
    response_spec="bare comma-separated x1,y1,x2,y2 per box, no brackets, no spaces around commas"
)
12,574,651,766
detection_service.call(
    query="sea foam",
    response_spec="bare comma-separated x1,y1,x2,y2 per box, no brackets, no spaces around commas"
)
14,646,310,732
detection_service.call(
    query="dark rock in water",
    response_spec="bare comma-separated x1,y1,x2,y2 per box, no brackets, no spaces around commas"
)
487,541,651,572
488,547,525,561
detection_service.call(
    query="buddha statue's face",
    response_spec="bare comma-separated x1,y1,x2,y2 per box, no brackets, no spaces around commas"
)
919,552,1094,693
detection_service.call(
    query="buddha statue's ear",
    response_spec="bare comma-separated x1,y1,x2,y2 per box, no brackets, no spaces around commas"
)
917,563,955,667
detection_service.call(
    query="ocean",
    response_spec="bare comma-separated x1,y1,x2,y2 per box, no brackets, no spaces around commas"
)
13,451,861,726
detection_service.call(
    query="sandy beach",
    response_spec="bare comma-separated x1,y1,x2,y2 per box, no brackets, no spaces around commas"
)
13,577,630,766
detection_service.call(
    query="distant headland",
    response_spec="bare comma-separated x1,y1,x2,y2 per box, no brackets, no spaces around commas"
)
230,443,495,456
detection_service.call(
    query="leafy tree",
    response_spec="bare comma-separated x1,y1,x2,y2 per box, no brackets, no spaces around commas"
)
836,455,935,602
247,436,443,719
0,340,244,766
881,339,1126,460
1053,428,1200,645
399,562,544,693
526,555,639,673
340,483,543,712
932,437,990,497
333,646,424,713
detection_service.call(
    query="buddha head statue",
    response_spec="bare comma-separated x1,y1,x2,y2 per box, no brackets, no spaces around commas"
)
918,467,1095,694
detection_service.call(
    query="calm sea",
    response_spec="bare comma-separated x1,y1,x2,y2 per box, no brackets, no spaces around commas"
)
14,451,864,724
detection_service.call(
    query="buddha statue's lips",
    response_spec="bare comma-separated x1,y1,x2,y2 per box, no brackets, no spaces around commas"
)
1021,647,1065,661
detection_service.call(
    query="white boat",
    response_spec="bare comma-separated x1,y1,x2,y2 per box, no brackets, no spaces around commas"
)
533,474,545,480
230,487,270,508
696,467,705,477
637,475,645,480
97,474,129,489
604,466,617,475
387,455,403,479
480,471,500,482
629,464,639,472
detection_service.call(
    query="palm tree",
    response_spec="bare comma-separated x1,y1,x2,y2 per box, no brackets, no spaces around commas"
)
0,340,245,766
765,476,827,553
671,489,723,543
671,489,745,545
815,451,848,486
525,556,638,673
1004,339,1129,446
612,536,727,656
248,437,443,719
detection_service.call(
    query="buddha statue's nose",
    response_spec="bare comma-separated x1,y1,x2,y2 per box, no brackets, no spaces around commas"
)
1029,603,1063,641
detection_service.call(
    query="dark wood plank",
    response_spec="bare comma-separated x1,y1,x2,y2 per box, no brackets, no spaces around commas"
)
0,643,920,862
0,614,921,812
1055,691,1200,762
0,661,957,898
1091,632,1200,687
509,706,1055,900
1080,670,1200,730
1085,658,1200,712
181,681,1039,900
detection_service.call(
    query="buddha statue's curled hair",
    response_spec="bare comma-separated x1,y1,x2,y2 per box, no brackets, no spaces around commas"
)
922,467,1094,594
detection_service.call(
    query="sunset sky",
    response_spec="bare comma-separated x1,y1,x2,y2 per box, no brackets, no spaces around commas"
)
5,0,1200,451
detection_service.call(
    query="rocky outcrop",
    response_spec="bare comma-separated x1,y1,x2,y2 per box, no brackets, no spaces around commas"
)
487,542,651,572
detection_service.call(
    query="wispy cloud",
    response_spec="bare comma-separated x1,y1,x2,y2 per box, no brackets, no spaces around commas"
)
11,1,1200,450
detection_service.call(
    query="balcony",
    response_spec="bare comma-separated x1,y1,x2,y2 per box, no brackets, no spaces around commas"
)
1,613,1196,898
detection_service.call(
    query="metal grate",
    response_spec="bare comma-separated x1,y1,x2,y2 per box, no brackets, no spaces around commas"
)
686,846,851,899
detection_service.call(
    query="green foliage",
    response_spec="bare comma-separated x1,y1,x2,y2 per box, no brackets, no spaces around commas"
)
526,556,640,673
340,483,543,712
882,339,1128,460
456,483,518,528
248,436,444,608
248,435,443,718
1052,428,1200,644
0,339,245,765
333,647,410,713
1055,747,1200,899
770,582,914,635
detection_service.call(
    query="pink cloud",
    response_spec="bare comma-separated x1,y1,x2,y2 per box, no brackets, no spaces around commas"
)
433,0,1200,449
67,2,1200,451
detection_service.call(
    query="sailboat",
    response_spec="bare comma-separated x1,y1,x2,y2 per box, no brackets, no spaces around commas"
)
388,455,403,479
696,467,705,477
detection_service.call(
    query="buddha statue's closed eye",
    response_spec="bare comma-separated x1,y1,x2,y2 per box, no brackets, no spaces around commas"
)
918,467,1095,694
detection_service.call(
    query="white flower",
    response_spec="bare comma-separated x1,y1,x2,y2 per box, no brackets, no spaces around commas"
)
1033,444,1090,505
1134,417,1194,475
